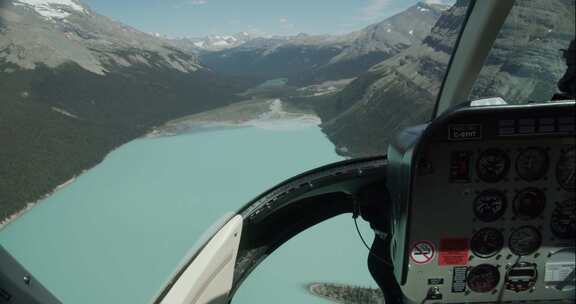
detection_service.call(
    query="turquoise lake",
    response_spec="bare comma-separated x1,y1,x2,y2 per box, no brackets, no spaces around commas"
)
0,125,377,303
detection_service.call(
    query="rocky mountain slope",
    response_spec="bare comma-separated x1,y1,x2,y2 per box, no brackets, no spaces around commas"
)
2,0,202,74
199,2,445,85
0,0,244,221
316,0,575,157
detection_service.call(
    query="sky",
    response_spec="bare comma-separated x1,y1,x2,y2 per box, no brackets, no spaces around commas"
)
82,0,447,38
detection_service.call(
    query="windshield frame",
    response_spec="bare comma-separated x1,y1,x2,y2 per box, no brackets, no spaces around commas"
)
432,0,515,119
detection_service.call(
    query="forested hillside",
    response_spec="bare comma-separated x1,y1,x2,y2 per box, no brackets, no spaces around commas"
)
315,0,574,157
0,0,245,221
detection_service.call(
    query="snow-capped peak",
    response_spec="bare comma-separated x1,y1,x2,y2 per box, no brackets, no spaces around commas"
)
187,32,256,50
14,0,87,20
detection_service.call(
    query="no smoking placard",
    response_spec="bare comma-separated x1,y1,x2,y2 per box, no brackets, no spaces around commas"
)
410,241,436,265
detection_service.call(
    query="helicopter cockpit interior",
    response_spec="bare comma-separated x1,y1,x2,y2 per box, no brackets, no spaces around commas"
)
1,0,574,303
384,100,575,303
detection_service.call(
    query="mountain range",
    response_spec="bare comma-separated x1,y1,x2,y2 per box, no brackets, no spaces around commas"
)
170,32,256,52
1,0,573,222
0,0,244,220
199,2,445,85
314,0,574,156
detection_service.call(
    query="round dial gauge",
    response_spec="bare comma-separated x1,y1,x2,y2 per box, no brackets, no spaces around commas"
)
505,262,538,292
516,147,549,181
513,188,546,220
471,228,504,258
467,264,501,293
556,147,576,192
551,199,576,239
474,190,507,222
477,149,510,183
509,226,542,256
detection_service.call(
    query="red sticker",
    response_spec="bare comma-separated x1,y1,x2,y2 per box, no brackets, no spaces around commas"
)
410,241,436,265
438,238,469,266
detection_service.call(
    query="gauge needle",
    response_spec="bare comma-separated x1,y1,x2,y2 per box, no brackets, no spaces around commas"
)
567,168,575,184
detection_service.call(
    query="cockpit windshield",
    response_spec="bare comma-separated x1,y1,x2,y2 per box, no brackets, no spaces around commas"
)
0,0,574,303
470,0,575,104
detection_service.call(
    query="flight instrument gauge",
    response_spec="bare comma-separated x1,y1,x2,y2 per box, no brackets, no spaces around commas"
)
505,262,538,292
556,146,575,192
516,147,549,181
471,228,504,258
550,199,576,239
467,264,501,293
474,190,507,222
513,188,546,220
509,226,542,256
477,148,510,182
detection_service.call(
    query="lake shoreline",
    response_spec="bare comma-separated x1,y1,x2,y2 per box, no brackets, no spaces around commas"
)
0,176,77,230
147,98,321,138
307,282,384,304
0,113,349,304
0,99,322,230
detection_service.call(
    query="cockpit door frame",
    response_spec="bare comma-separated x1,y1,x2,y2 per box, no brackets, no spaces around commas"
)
152,157,387,304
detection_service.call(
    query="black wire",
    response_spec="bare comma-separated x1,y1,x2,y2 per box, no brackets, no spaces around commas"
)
353,216,393,266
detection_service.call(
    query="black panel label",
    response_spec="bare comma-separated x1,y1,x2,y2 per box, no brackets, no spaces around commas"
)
452,266,468,293
448,124,482,141
428,278,445,285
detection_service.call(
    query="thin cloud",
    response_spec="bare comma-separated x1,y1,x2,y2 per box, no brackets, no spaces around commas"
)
246,25,268,36
169,0,207,9
278,18,295,31
360,0,392,21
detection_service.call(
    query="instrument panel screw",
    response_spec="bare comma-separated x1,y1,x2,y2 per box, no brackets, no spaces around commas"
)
23,275,31,286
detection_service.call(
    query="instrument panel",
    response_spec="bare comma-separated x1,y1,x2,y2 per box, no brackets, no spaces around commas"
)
388,102,575,303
